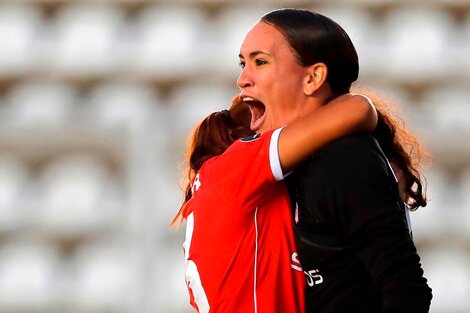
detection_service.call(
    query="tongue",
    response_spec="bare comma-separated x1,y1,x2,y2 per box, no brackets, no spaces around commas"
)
248,101,265,131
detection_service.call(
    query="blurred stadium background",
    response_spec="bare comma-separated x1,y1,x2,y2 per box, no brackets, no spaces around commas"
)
0,0,468,312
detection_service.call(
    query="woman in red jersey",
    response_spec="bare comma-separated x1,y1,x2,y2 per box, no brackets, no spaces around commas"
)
172,94,376,313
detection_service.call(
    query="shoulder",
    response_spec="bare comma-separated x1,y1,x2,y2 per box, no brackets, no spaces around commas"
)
295,134,392,184
206,129,278,178
317,133,382,156
305,134,384,168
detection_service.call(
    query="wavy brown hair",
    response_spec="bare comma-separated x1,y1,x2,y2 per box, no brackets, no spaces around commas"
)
170,96,254,226
367,93,428,210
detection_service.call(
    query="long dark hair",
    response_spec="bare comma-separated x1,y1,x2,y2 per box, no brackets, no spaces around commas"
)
368,94,428,210
171,96,254,225
262,8,427,210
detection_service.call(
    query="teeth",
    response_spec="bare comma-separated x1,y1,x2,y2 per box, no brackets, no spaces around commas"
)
243,97,254,101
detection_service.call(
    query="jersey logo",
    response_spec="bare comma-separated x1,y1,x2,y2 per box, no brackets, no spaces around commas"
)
304,268,324,287
240,133,261,142
191,174,201,194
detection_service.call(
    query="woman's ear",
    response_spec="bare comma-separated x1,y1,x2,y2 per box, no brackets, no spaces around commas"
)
303,63,327,96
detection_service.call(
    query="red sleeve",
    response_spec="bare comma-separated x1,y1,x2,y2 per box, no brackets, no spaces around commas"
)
201,128,285,211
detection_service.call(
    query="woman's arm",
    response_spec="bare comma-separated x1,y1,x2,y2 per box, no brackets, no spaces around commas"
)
279,94,377,173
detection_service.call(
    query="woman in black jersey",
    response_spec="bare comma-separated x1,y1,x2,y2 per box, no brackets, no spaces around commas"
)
238,8,432,313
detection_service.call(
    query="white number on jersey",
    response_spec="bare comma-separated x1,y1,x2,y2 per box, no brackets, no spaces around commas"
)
184,213,210,312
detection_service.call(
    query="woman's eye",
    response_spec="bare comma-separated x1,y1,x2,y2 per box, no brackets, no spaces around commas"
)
238,61,245,69
255,59,267,66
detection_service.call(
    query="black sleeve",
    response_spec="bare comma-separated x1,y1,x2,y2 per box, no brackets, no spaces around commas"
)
296,134,432,312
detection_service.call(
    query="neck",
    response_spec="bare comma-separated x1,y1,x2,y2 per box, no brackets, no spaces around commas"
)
300,86,334,116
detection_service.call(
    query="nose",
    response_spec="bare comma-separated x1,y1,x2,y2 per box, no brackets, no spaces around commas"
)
237,68,253,90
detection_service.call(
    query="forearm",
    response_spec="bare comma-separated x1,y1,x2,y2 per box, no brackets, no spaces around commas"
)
279,94,377,173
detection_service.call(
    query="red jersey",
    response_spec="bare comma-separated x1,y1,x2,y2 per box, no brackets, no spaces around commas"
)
182,129,305,313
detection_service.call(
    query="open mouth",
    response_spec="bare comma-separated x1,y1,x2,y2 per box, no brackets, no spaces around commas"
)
243,97,266,132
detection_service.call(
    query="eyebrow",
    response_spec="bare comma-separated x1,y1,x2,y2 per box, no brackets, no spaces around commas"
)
238,50,272,59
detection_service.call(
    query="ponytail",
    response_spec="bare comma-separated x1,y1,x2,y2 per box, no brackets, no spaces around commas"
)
170,96,254,226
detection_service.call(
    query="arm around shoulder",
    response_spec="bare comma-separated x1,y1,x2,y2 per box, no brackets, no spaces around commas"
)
279,94,377,174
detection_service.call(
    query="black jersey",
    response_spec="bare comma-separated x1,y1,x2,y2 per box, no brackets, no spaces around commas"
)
286,134,432,313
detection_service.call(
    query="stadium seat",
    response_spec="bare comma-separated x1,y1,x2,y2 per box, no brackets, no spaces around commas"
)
0,157,29,233
381,7,455,80
68,239,133,312
411,168,459,239
0,3,42,75
419,248,470,313
4,81,77,129
0,239,61,312
46,3,126,76
418,86,470,168
460,12,470,75
37,155,121,237
86,82,158,131
210,5,274,77
458,168,470,236
130,5,208,78
421,86,470,133
167,82,237,141
314,6,383,76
